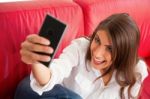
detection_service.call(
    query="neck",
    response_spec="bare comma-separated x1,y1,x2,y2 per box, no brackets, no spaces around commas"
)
100,69,113,86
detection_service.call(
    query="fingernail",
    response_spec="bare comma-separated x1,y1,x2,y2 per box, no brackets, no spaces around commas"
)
46,57,51,61
50,48,54,53
46,40,50,45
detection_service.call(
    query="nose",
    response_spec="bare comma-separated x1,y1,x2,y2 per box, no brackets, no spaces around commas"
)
94,46,105,58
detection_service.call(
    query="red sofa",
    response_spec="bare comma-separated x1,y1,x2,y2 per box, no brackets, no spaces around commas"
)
0,1,84,99
0,0,150,99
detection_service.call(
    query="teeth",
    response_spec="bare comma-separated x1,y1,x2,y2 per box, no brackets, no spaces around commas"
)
94,57,104,62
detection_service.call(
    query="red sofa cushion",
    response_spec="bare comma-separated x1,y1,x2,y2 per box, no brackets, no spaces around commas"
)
0,1,84,99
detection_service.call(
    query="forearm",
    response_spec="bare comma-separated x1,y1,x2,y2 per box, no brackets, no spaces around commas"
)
31,63,51,86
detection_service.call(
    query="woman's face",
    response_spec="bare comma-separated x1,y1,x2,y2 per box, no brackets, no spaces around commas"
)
90,30,112,72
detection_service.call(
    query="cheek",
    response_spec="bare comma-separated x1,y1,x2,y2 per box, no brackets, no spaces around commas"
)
105,53,112,63
90,42,96,53
107,53,111,60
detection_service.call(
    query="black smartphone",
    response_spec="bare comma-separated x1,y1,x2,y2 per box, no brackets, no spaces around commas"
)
37,14,67,67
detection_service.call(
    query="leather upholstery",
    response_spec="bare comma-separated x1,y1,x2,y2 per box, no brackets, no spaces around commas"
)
0,1,84,99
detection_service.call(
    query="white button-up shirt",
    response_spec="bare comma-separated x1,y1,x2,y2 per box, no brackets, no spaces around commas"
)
30,37,148,99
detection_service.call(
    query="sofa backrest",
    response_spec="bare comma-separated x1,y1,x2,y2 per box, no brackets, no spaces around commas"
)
0,1,84,98
75,0,150,61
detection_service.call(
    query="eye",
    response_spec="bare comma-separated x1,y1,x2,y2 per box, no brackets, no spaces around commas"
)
94,36,100,44
106,46,112,52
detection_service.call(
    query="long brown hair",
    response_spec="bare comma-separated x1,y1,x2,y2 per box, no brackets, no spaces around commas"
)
86,13,140,98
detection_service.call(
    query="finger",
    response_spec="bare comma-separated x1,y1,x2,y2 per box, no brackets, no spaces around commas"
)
27,34,50,45
20,49,37,64
21,41,53,54
20,49,51,64
21,55,38,64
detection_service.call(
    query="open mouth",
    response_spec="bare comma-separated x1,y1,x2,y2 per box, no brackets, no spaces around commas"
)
92,57,106,65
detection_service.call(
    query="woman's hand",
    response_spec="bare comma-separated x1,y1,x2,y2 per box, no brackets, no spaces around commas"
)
20,34,53,64
20,34,53,85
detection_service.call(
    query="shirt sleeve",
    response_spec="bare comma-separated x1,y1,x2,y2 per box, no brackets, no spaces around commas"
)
30,39,84,95
124,60,148,98
135,60,148,82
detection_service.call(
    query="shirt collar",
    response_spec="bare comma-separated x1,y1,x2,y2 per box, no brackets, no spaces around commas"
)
86,60,101,77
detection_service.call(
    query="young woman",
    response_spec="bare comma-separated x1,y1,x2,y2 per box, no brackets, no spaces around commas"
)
15,13,148,99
